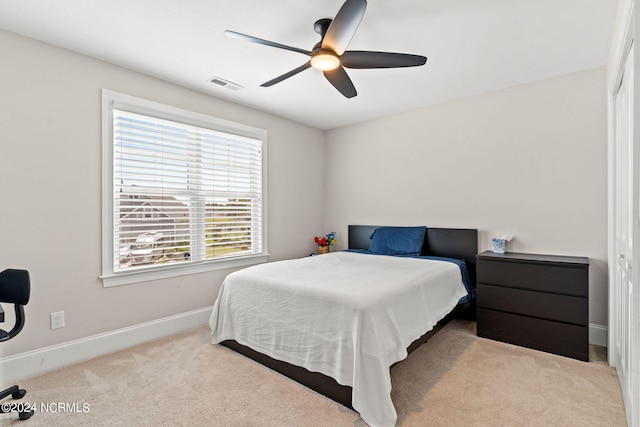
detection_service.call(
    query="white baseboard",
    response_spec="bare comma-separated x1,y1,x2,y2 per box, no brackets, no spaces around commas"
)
0,311,609,385
589,323,607,347
0,306,213,384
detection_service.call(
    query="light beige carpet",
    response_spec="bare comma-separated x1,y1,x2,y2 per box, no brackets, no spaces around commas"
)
0,319,626,426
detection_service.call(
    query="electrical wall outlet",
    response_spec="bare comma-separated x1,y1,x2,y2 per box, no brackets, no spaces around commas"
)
50,311,65,330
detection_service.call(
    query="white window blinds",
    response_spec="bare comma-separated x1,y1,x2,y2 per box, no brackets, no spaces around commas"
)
112,109,263,272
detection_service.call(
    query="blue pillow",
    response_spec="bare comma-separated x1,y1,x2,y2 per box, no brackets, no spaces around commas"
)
368,226,427,256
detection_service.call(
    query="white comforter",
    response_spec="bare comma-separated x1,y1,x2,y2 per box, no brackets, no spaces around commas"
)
209,251,467,427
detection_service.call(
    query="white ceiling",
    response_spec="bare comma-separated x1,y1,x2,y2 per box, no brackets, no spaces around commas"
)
0,0,617,130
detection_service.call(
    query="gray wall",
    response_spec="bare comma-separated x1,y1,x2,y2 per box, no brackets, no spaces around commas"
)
0,26,609,360
0,29,325,356
325,67,608,326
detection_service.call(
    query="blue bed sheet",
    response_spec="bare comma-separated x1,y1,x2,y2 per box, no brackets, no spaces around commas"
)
345,249,474,304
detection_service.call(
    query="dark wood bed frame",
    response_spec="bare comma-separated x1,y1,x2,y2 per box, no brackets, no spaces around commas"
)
221,225,478,410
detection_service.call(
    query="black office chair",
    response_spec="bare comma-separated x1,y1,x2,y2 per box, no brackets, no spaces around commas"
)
0,269,34,420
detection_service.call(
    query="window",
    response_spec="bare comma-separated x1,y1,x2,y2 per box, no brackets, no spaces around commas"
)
101,90,267,287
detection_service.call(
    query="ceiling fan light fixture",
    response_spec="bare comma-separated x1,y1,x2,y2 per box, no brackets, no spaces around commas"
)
225,0,427,98
311,50,340,71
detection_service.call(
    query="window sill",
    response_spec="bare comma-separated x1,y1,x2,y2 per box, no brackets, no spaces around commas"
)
100,254,269,287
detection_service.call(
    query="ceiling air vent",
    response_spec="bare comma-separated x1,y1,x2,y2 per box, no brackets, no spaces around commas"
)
209,76,244,92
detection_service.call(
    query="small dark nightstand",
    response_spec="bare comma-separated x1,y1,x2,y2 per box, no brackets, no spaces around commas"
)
476,251,589,361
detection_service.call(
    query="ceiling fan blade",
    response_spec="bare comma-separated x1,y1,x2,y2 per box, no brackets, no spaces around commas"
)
323,66,357,98
322,0,367,55
341,51,427,69
261,62,312,87
224,30,312,56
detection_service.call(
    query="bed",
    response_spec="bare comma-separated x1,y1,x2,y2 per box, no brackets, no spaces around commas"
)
209,225,477,427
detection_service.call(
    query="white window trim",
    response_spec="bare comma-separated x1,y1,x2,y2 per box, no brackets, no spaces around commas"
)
101,89,268,287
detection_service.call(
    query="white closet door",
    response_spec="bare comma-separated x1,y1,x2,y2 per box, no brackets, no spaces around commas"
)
612,42,639,427
615,44,633,409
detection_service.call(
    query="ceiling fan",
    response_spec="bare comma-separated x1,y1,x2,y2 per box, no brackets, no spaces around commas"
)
224,0,427,98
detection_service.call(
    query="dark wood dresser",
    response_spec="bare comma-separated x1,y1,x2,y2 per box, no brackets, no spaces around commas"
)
476,251,589,361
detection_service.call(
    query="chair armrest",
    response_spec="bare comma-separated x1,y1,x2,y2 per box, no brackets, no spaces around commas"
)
0,304,25,342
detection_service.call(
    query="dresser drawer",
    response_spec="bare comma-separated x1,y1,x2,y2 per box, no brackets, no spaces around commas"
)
477,308,589,361
477,258,588,297
476,284,588,326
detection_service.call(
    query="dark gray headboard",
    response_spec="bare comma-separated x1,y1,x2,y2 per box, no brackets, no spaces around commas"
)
347,225,478,283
